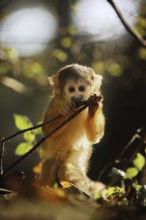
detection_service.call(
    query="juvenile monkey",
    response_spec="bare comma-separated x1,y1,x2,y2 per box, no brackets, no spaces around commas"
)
37,64,105,198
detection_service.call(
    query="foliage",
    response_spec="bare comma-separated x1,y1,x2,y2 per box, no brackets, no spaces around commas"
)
124,153,145,179
105,186,124,200
14,114,33,130
1,2,146,219
12,113,146,208
99,148,146,207
15,142,33,156
13,114,42,156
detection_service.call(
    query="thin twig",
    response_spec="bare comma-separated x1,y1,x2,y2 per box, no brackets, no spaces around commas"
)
0,116,62,174
109,128,146,186
107,0,146,47
98,128,146,184
1,115,61,144
0,142,4,175
117,128,144,160
98,160,115,181
2,104,89,176
0,0,12,10
0,95,102,176
0,98,93,144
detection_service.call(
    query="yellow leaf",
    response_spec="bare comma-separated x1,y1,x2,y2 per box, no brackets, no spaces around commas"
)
14,114,32,130
133,153,145,171
60,181,72,189
125,167,138,179
15,142,32,156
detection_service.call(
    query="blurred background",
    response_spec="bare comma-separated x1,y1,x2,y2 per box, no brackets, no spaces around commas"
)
0,0,146,183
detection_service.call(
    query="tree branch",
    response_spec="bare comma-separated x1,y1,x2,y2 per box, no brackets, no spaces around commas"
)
1,115,61,144
107,0,146,47
1,95,102,176
0,142,4,175
1,105,88,176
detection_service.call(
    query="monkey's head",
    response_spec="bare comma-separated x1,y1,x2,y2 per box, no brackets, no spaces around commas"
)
49,64,103,103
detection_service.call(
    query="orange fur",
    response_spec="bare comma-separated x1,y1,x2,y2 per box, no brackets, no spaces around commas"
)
36,64,105,198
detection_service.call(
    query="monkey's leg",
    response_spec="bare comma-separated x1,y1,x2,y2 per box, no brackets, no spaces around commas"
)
65,162,91,195
56,146,72,181
65,162,105,198
39,158,59,186
63,148,91,194
57,162,66,181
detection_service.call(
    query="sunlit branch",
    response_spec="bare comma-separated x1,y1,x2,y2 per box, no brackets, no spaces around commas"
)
1,95,102,176
2,105,88,176
110,128,146,186
0,0,12,10
0,142,4,175
0,76,33,95
108,0,146,47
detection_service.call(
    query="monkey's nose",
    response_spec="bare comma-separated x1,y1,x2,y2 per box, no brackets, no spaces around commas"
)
71,95,84,103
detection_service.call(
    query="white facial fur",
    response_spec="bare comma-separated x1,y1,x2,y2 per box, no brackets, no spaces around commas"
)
63,79,91,103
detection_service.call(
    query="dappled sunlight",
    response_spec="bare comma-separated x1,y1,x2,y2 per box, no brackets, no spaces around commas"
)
0,76,32,94
72,0,139,40
0,1,146,218
0,7,58,57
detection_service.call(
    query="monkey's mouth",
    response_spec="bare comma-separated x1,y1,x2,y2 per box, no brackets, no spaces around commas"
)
71,96,84,106
71,95,84,103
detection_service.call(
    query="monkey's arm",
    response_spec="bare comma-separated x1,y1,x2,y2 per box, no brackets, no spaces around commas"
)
38,101,70,185
42,100,69,138
43,110,68,138
85,101,105,143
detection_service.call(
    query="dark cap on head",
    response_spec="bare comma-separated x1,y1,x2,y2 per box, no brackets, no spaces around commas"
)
57,64,95,88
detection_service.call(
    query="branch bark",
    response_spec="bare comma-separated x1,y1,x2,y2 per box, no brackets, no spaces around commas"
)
2,104,88,176
107,0,146,47
1,95,102,176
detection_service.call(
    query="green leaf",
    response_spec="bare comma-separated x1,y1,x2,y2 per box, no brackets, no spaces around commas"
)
92,62,105,75
107,62,123,77
61,37,72,48
132,182,142,193
52,49,68,62
30,63,43,75
23,131,35,143
34,127,42,135
13,114,33,130
33,121,43,135
133,153,145,171
15,142,32,156
105,186,123,199
125,167,139,179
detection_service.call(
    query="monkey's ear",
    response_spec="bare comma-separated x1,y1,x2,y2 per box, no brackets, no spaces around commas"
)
95,74,103,88
48,75,60,95
93,74,103,94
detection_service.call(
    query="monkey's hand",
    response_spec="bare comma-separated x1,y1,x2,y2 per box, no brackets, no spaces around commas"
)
60,102,77,117
88,94,102,116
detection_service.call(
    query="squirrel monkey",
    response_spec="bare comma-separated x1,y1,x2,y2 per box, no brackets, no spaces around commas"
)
37,64,105,198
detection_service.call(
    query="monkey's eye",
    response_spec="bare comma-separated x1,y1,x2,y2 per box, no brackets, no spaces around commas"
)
79,85,85,92
69,86,75,93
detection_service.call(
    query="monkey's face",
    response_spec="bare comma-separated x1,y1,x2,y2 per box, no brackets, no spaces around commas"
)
63,79,91,103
